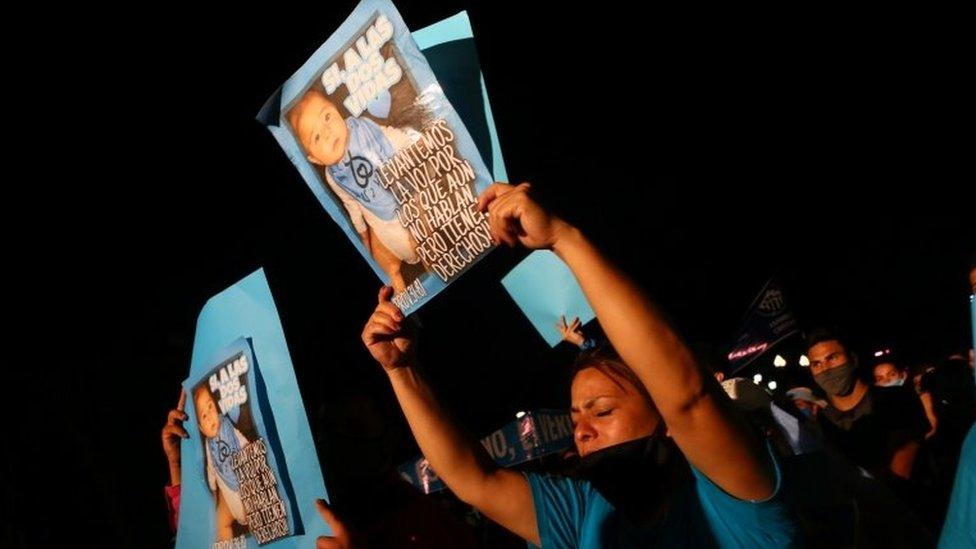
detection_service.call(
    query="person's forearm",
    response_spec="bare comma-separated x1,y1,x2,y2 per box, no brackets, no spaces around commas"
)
387,366,496,503
165,484,181,534
552,223,773,498
168,462,181,487
552,225,706,416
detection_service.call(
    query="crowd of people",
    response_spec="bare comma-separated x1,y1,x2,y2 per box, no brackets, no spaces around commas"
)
160,182,976,547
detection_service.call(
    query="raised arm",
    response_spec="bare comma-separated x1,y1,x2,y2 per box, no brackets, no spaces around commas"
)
478,182,775,500
361,287,539,544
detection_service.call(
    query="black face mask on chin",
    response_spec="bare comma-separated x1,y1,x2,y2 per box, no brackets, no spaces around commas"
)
564,433,691,528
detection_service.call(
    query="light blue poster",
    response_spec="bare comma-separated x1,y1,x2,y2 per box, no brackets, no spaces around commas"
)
412,11,508,185
176,269,330,548
259,0,504,315
501,250,596,347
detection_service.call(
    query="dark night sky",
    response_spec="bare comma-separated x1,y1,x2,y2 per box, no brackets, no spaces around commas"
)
12,2,973,547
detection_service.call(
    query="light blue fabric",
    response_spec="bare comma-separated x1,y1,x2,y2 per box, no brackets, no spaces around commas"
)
207,415,244,492
939,424,976,548
938,293,976,547
525,448,798,548
327,117,399,220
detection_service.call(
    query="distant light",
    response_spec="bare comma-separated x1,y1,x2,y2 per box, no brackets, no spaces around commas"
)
874,350,884,357
773,355,787,368
753,373,763,384
515,411,526,419
799,355,810,367
767,381,778,391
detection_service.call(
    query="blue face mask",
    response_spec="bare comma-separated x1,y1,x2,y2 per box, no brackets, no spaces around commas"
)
798,407,815,420
879,377,906,388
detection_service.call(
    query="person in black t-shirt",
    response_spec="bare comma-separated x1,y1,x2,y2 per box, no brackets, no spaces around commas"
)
805,330,930,483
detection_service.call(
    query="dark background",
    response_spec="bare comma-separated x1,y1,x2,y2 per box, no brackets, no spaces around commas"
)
11,2,973,547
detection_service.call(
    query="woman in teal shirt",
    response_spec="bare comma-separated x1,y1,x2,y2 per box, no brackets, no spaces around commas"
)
360,182,799,547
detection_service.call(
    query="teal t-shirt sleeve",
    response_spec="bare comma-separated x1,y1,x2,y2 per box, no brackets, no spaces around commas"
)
690,443,800,548
938,424,976,549
524,472,586,549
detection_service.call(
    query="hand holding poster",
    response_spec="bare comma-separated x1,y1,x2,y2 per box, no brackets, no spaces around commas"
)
259,0,497,314
177,269,331,548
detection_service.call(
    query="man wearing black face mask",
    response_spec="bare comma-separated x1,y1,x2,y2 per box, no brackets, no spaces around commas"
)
806,330,930,487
